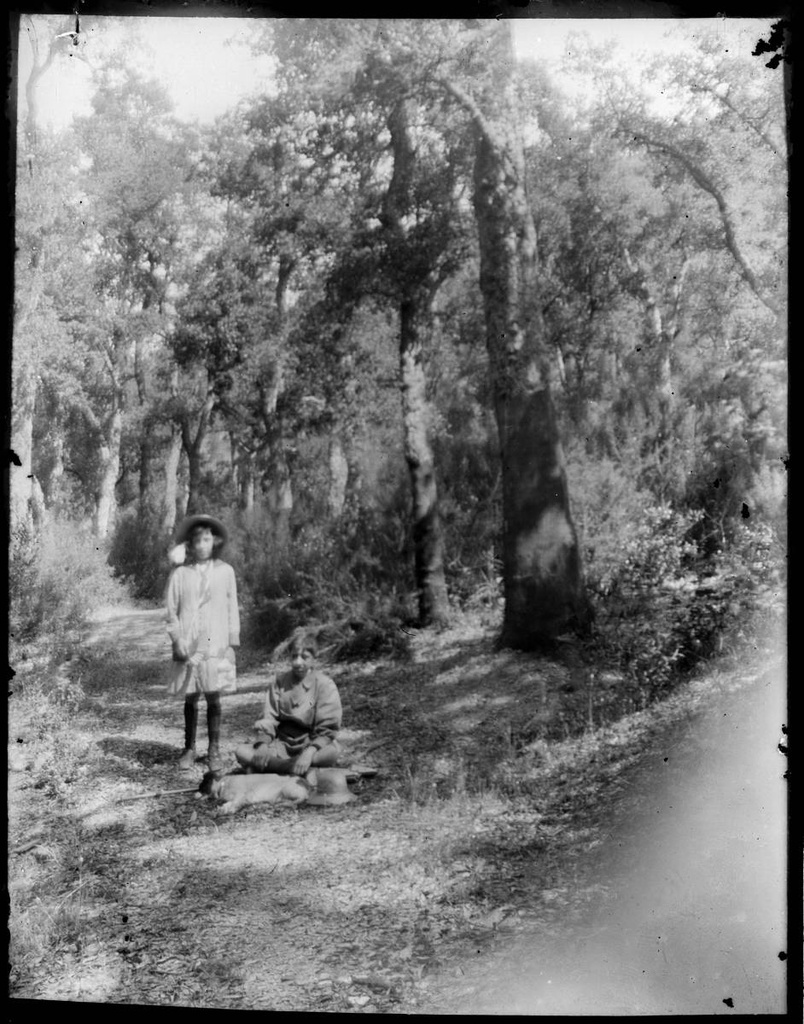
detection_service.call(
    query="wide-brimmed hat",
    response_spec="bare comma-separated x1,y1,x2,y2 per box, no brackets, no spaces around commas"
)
306,768,357,807
174,514,228,547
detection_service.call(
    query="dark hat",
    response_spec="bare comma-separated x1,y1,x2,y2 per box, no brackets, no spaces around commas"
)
306,768,357,807
174,514,228,546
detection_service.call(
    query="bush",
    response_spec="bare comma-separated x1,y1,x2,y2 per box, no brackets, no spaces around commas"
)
107,509,174,601
580,493,785,714
9,517,125,654
224,503,417,658
583,503,703,697
330,614,412,662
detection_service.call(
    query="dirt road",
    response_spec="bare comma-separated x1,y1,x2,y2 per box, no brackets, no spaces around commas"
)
10,606,787,1013
417,639,788,1015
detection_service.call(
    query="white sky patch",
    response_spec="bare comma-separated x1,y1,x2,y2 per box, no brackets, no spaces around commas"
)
16,15,778,131
511,16,775,61
16,15,275,129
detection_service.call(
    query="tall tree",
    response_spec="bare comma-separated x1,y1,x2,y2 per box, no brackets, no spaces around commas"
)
437,22,589,647
11,16,77,541
69,58,193,536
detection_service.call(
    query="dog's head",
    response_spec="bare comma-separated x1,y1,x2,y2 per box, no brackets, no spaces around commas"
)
198,770,224,798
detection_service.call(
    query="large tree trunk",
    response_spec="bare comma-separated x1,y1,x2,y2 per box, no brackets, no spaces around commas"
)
443,29,588,648
473,129,587,647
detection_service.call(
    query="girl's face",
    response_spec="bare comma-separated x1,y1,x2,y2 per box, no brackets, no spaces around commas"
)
191,527,215,562
291,648,315,681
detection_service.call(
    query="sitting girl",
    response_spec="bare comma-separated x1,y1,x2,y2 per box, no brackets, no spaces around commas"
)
235,632,342,776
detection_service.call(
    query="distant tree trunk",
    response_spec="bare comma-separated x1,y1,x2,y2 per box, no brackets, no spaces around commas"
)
623,248,689,447
384,98,450,626
94,408,123,539
10,364,38,541
139,434,156,512
258,253,295,545
241,450,256,513
399,295,450,625
185,449,203,517
327,434,349,518
134,326,159,517
10,19,60,546
180,385,215,517
42,430,65,508
343,436,364,525
264,453,293,548
441,28,588,648
162,425,182,536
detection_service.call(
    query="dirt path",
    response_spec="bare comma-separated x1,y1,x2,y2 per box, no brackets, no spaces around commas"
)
9,606,787,1013
415,639,788,1015
10,607,448,1009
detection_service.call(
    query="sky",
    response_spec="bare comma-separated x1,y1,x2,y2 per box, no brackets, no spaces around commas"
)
15,15,776,131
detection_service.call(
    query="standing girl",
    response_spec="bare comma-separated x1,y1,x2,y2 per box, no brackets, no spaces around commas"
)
165,514,240,773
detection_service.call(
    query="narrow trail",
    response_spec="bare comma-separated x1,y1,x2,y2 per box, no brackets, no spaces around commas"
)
10,605,787,1013
416,640,788,1015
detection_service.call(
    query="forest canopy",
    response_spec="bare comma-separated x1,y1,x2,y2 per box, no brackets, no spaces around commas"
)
10,16,787,682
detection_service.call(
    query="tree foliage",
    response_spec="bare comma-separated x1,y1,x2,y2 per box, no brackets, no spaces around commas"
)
13,17,786,675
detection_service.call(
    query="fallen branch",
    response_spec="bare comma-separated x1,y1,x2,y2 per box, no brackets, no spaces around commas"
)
116,787,198,804
12,839,43,855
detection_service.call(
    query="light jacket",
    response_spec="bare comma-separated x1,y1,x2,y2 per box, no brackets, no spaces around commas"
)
260,669,342,752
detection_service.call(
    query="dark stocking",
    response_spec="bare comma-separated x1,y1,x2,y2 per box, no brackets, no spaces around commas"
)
183,695,199,750
206,692,221,749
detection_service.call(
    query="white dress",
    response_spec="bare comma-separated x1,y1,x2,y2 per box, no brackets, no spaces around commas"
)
165,559,240,696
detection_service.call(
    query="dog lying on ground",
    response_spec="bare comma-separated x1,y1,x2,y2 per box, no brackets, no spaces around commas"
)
198,770,311,814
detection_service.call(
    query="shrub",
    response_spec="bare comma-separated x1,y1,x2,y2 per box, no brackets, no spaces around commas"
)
330,613,412,662
107,508,173,601
10,517,125,654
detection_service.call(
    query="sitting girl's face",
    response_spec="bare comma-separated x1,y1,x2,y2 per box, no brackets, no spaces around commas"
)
291,647,315,681
190,527,215,562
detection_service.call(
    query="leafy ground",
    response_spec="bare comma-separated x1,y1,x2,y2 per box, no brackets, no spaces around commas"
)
8,603,787,1012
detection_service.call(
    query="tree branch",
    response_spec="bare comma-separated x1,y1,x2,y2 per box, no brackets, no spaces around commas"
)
627,128,782,319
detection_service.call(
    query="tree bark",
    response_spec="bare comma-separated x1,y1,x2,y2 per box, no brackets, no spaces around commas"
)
623,248,690,448
442,28,588,648
93,408,123,539
384,98,450,626
327,434,349,518
162,424,182,536
264,450,293,548
180,383,215,517
10,18,66,545
399,296,450,625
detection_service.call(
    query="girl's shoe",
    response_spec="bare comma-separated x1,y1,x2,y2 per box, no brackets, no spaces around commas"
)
178,747,197,770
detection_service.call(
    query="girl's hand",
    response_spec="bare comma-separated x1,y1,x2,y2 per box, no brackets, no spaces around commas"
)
292,747,315,776
173,639,189,661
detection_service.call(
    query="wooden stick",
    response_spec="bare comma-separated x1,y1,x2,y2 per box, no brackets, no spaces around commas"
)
116,787,198,804
363,736,397,757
